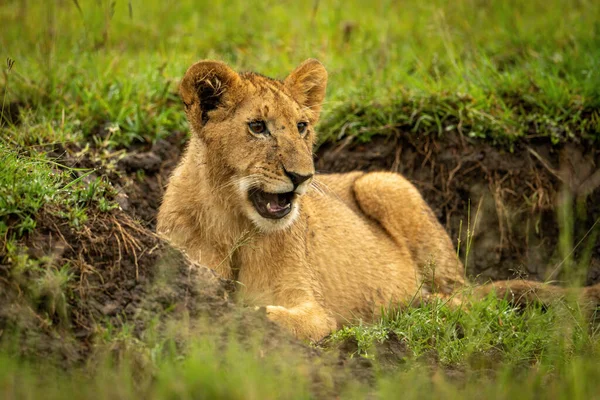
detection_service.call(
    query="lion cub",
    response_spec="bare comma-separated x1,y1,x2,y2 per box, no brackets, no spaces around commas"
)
157,59,466,340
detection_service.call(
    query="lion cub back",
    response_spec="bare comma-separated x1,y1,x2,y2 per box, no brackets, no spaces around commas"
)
317,171,465,294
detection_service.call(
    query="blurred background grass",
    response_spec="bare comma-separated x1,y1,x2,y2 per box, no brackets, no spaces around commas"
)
2,0,599,147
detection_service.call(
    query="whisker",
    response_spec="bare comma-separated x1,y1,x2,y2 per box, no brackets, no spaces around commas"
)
310,179,330,195
309,182,325,195
216,174,263,192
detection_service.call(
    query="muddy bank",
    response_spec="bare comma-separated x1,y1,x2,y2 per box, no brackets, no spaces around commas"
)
75,126,599,287
316,132,600,285
0,207,234,363
0,132,249,363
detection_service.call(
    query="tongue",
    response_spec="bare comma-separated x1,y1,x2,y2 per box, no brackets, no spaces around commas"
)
262,193,289,212
267,202,287,213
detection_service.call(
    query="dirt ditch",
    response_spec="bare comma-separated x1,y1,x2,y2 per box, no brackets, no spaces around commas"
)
100,128,600,287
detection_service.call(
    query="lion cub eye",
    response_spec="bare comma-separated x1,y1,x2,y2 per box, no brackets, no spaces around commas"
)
297,122,308,135
248,120,268,135
248,120,269,135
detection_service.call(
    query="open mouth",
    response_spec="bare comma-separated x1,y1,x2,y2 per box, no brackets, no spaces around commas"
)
248,189,295,219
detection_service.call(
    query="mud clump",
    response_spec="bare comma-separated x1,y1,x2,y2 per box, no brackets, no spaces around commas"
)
46,130,187,230
114,133,187,228
0,206,235,364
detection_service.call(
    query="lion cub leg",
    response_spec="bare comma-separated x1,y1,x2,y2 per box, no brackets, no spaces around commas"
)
264,302,337,341
353,172,465,294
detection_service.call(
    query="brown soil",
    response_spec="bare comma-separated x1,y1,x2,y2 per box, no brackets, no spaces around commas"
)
53,127,600,289
316,132,600,285
114,132,188,229
0,101,26,126
0,206,234,363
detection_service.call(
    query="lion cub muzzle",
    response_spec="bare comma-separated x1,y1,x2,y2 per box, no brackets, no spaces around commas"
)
248,189,295,219
247,170,313,220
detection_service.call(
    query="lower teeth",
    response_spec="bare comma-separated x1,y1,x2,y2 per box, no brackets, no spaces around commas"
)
265,202,291,212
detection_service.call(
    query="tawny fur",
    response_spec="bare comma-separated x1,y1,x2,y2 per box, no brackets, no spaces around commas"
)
157,59,599,341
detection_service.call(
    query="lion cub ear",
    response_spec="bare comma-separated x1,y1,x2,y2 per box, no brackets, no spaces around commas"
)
284,59,328,123
179,60,241,130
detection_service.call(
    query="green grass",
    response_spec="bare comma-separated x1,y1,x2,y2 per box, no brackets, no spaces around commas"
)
1,0,599,148
328,294,598,365
0,335,313,400
1,0,600,398
0,142,115,241
1,294,599,399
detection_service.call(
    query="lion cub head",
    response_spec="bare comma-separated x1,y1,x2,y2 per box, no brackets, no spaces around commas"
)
179,59,327,232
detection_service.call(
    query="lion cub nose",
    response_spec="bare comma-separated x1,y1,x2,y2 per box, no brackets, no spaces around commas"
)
284,169,313,189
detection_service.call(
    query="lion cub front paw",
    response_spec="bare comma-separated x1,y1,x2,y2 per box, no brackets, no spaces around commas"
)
264,305,291,324
253,305,267,313
262,305,335,342
264,305,301,336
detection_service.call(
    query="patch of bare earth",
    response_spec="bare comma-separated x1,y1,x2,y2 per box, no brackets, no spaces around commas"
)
0,207,235,362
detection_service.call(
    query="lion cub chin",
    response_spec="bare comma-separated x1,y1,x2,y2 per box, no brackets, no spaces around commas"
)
157,58,467,341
